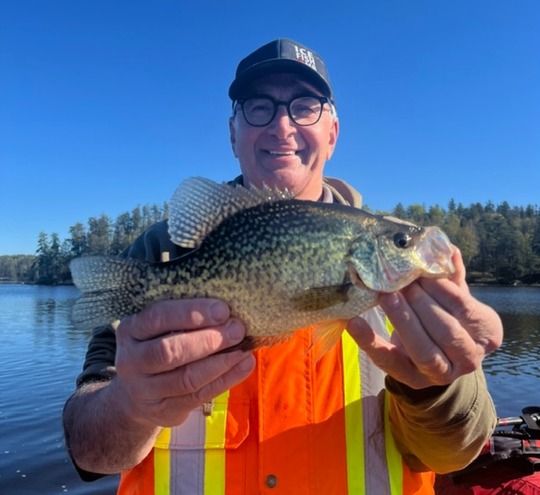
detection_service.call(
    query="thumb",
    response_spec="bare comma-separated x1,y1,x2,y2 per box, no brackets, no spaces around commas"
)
347,316,388,350
347,316,419,386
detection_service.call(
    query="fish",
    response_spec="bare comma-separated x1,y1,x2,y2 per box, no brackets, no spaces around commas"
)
70,177,455,355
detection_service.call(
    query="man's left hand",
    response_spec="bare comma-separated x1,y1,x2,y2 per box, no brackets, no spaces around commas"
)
347,247,503,389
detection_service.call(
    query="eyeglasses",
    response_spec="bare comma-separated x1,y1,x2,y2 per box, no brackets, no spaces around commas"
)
236,95,331,127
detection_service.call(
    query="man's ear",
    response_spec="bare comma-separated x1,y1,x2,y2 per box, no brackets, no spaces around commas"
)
229,117,238,157
326,117,339,160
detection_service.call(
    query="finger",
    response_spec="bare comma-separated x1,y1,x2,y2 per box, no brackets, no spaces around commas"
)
145,350,254,401
379,290,455,382
414,245,466,310
416,275,501,352
403,283,484,375
121,319,247,374
347,317,431,389
417,266,477,326
154,354,256,427
447,247,468,289
119,298,231,341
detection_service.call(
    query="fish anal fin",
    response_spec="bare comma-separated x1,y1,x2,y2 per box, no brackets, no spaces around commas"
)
217,319,346,358
244,333,295,350
311,319,348,361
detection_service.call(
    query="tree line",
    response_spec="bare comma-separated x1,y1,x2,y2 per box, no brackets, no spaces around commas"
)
1,199,539,286
0,203,168,284
392,199,540,284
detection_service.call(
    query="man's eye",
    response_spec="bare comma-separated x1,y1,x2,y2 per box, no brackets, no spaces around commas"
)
251,103,271,112
294,104,315,115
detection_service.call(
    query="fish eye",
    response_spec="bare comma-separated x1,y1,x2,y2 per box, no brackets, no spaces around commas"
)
393,232,412,249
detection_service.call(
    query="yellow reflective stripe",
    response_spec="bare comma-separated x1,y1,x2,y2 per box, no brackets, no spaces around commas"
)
386,316,394,334
154,427,171,495
342,331,366,494
384,316,405,494
384,392,403,495
203,390,230,495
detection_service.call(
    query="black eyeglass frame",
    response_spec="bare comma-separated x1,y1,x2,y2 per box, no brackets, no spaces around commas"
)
235,95,332,127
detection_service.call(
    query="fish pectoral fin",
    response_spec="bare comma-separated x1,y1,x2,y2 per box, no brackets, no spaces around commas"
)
291,283,352,312
311,319,348,360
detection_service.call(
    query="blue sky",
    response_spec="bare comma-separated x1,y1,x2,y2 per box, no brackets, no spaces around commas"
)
1,1,539,255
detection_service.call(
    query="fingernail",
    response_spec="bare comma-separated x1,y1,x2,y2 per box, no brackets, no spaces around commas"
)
210,301,229,322
237,355,254,372
381,292,400,309
226,320,245,342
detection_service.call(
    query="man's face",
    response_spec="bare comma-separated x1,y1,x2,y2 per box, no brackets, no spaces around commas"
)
229,73,339,200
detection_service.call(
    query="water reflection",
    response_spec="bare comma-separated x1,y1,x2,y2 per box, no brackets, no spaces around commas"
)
472,286,540,315
33,285,78,326
473,287,540,366
0,285,119,494
472,286,540,416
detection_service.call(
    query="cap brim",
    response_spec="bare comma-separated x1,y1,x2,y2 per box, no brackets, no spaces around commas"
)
228,59,333,101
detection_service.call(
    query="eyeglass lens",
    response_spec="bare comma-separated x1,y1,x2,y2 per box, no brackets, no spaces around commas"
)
241,96,326,126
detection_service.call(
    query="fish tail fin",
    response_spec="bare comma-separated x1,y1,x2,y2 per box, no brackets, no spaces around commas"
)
69,256,149,329
311,319,348,361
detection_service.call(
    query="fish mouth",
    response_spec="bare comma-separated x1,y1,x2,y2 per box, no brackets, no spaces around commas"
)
418,227,455,276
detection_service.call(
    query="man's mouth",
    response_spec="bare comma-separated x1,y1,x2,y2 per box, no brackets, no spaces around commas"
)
265,150,298,156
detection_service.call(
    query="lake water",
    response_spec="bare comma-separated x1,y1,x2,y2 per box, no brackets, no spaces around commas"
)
0,285,119,494
0,284,539,494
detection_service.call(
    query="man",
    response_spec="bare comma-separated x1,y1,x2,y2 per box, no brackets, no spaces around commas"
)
63,38,503,494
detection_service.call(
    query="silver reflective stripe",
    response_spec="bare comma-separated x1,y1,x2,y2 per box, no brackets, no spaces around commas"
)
360,307,393,495
169,407,206,495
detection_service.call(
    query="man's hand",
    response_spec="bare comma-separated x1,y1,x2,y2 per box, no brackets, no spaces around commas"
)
347,247,503,389
64,298,255,474
112,298,256,428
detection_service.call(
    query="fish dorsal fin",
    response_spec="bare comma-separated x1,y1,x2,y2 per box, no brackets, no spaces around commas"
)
168,177,292,248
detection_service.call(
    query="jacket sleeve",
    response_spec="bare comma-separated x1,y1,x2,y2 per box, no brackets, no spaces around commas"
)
76,325,118,387
386,369,497,473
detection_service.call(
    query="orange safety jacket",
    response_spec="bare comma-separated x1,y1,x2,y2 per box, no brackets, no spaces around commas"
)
117,309,434,495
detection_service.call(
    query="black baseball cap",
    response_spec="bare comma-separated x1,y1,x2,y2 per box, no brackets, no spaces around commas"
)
228,38,334,102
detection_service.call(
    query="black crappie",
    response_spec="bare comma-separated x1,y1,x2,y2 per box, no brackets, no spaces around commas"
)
70,177,455,352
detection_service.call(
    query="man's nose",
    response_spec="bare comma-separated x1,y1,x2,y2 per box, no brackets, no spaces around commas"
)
267,105,295,136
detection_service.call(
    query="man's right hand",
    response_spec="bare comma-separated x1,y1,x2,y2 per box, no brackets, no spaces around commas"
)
63,298,255,475
113,298,256,429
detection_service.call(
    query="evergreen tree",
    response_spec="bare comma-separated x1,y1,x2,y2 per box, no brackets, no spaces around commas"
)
111,212,134,255
34,232,53,284
87,214,112,255
533,216,540,256
69,222,87,257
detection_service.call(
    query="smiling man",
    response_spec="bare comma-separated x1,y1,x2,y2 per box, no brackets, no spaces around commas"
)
63,38,502,495
229,72,339,200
